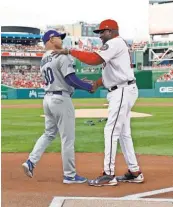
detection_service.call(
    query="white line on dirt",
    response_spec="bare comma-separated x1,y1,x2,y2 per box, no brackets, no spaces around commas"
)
49,187,173,206
48,198,64,207
123,187,173,199
49,196,173,207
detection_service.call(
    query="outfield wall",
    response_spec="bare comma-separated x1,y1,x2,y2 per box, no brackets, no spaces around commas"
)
1,70,172,99
1,81,173,99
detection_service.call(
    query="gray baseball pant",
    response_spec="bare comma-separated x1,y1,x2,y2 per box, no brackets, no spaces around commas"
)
29,93,76,177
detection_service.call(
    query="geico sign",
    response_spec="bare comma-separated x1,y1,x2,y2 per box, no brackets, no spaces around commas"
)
159,87,173,93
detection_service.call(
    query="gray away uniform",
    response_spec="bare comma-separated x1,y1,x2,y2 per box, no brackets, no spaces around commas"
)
29,50,76,177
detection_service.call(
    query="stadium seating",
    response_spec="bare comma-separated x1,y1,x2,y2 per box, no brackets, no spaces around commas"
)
147,41,173,48
1,38,173,89
156,69,173,82
131,42,148,50
1,44,44,52
1,67,44,88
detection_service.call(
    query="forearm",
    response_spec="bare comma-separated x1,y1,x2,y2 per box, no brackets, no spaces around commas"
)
69,49,104,65
65,73,92,91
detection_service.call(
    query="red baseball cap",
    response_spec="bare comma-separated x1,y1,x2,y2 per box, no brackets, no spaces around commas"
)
93,19,119,34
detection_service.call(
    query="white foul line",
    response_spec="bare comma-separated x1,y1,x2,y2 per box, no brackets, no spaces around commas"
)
123,187,173,198
49,197,173,207
49,187,173,207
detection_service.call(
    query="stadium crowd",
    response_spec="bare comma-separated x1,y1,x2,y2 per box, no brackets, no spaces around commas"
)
157,69,173,82
151,64,173,69
2,39,173,52
0,41,150,52
2,65,173,89
1,38,173,88
1,44,44,52
130,40,173,51
1,66,45,88
131,41,147,50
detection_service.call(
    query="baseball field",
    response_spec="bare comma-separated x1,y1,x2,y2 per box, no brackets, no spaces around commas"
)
2,97,173,207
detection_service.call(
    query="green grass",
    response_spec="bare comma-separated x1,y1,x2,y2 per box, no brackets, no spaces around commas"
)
2,98,173,105
1,98,173,155
130,106,173,156
136,98,173,104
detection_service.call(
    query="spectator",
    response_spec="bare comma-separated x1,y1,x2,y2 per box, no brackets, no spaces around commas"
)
1,66,45,88
1,44,45,52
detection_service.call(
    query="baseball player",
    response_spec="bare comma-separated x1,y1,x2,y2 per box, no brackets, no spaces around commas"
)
52,19,144,186
22,30,95,184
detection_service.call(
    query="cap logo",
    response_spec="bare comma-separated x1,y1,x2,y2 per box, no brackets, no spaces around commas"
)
49,33,55,38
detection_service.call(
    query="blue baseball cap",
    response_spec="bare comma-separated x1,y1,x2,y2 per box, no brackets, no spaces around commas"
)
42,30,66,44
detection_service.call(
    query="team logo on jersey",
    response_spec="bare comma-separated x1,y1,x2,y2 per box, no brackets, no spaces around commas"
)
100,44,109,51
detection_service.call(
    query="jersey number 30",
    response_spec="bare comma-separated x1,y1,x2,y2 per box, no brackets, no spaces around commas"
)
43,67,54,86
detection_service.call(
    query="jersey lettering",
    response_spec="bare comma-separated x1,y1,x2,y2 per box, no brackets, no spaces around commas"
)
43,67,55,86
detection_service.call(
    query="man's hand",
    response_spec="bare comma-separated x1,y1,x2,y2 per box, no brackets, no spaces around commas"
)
81,77,97,93
51,49,69,58
89,81,98,93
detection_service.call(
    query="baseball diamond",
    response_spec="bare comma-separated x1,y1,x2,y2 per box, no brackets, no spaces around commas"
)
1,0,173,205
2,97,173,206
1,98,173,206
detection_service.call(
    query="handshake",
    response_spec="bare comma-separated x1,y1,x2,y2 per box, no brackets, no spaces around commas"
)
51,50,101,93
81,78,98,93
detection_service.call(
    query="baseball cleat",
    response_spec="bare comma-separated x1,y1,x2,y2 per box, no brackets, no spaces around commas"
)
116,170,144,183
22,160,35,178
88,172,117,187
63,174,87,184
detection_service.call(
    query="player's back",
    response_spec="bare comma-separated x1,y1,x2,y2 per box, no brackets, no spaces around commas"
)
40,50,74,95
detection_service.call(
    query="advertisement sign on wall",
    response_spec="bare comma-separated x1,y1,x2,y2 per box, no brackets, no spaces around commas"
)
17,89,45,99
155,81,173,97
